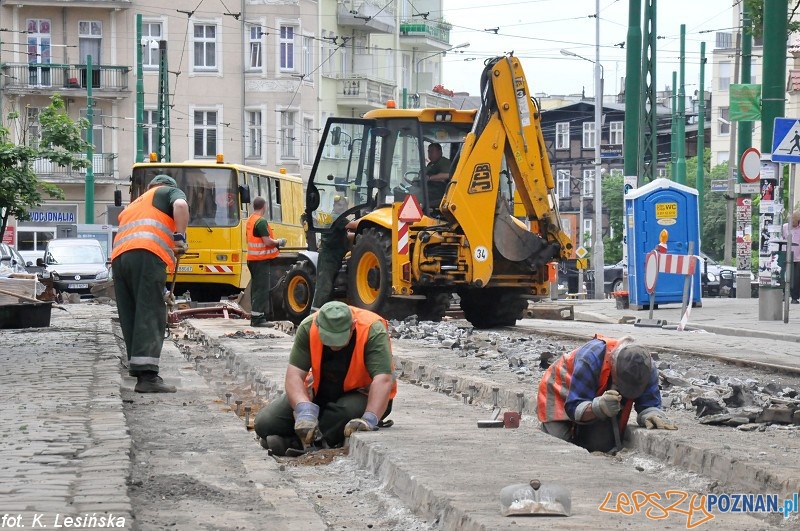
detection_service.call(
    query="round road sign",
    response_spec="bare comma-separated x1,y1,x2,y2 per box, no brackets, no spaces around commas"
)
644,251,659,294
740,147,761,183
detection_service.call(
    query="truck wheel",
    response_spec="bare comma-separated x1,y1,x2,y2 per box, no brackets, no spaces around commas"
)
282,263,314,325
417,293,451,322
461,288,526,328
347,228,392,314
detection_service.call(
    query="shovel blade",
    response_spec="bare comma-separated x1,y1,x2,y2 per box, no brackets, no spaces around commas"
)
499,480,571,517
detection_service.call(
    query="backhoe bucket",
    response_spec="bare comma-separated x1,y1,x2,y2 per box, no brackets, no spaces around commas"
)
499,479,571,517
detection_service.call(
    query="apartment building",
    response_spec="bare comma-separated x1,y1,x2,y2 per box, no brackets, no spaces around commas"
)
0,0,454,256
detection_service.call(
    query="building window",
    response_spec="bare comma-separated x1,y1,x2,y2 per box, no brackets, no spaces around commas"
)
718,107,730,135
280,26,295,71
144,109,157,155
247,24,263,70
321,31,336,76
582,169,595,197
582,122,595,149
555,122,570,150
27,19,51,86
303,117,314,165
610,168,623,178
193,23,217,71
246,110,262,159
280,110,296,159
142,22,162,69
303,35,313,79
25,107,42,148
718,61,731,91
556,169,571,199
609,121,623,145
583,218,593,247
193,110,218,158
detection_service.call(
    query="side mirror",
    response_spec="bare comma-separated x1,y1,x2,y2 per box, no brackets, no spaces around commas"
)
36,258,44,267
239,185,251,204
331,126,342,146
114,189,122,207
306,184,321,212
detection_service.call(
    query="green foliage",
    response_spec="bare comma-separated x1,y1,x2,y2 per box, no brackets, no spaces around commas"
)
0,95,90,236
745,0,800,37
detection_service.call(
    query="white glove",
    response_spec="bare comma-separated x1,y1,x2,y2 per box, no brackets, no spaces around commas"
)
639,408,678,430
592,390,622,419
344,412,379,438
276,238,287,248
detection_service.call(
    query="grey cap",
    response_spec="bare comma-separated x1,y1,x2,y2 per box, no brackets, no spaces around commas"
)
315,301,353,347
148,174,177,188
612,345,653,398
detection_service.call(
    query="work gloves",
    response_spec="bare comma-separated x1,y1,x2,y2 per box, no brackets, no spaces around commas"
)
173,232,188,256
276,238,287,248
592,390,622,419
639,408,678,430
293,401,320,445
344,411,379,438
163,291,176,306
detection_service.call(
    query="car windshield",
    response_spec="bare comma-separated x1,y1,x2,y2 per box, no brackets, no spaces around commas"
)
46,245,105,265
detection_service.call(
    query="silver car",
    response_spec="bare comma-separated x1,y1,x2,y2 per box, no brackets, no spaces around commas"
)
0,243,32,274
37,238,111,297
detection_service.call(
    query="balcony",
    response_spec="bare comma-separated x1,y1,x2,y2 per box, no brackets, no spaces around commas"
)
400,20,451,51
1,63,131,97
32,153,118,184
337,1,395,34
406,90,453,109
337,74,396,114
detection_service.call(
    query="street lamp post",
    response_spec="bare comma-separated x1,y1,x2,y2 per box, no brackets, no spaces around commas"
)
414,42,469,94
560,44,605,300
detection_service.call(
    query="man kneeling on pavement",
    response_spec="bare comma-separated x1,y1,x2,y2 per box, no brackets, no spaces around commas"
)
254,301,396,455
537,335,677,453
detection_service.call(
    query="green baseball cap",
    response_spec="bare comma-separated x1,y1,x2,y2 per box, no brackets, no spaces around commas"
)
315,301,353,347
148,174,177,188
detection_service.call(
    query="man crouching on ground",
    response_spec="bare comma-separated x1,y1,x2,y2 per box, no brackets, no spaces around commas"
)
537,335,677,453
254,301,397,455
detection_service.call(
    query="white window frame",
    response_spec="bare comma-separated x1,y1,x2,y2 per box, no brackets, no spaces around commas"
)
278,22,298,72
582,122,595,149
583,218,593,247
302,34,313,82
555,122,570,150
245,108,265,162
718,107,730,135
719,61,731,91
303,116,314,165
556,169,571,199
278,108,297,160
190,105,223,159
141,20,164,70
246,22,264,71
321,30,336,77
143,107,158,155
582,169,595,197
190,20,220,73
609,121,623,145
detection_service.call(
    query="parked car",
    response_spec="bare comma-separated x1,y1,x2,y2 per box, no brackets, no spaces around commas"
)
700,254,759,298
37,238,111,298
603,261,625,294
0,242,33,275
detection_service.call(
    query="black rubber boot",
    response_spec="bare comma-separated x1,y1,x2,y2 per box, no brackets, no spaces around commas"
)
264,435,302,456
250,319,269,327
134,372,177,393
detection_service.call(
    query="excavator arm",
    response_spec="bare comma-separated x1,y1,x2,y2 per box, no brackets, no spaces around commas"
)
440,55,572,286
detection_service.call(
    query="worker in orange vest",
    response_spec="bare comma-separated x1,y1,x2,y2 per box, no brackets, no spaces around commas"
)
537,335,677,452
246,196,286,327
254,301,396,455
112,174,188,393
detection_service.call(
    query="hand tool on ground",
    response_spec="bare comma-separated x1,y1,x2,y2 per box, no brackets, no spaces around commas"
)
499,479,572,517
286,427,325,457
609,414,622,456
0,287,67,311
477,387,504,428
167,255,181,308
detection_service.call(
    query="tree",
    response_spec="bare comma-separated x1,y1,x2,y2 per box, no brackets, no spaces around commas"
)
744,0,800,37
0,95,90,237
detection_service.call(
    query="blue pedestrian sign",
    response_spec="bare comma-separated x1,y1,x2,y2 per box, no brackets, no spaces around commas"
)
771,118,800,163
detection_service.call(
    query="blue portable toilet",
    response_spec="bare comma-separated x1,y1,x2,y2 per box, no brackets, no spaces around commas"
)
625,178,702,309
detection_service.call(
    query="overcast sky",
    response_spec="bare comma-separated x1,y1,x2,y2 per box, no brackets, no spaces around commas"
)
440,0,736,97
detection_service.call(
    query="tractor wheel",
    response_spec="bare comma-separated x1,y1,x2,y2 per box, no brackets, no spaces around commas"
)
460,288,527,328
416,293,451,322
347,228,393,314
282,261,315,325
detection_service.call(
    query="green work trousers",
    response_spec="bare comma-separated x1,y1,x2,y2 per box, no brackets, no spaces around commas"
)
112,250,167,375
311,230,347,310
247,259,273,318
254,392,368,447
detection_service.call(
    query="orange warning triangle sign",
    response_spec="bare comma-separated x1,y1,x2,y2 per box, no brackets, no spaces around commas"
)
398,194,423,222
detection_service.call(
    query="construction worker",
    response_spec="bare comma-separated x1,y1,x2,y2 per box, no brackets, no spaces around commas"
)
112,174,189,393
426,142,451,211
254,301,396,455
537,335,677,453
310,195,349,311
782,210,800,304
247,196,286,327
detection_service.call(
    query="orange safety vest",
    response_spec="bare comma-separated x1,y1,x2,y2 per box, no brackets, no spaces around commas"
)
246,214,279,261
308,306,397,400
112,187,177,272
537,334,634,434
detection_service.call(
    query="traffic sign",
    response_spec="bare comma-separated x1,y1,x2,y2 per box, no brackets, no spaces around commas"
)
771,118,800,163
740,147,761,182
644,251,659,294
710,179,728,192
575,246,588,259
398,194,423,222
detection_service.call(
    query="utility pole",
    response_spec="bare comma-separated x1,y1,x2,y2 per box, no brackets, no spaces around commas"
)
697,42,706,220
623,0,642,179
135,15,144,164
671,71,677,177
156,40,171,162
676,24,687,184
85,55,95,224
637,0,658,185
593,0,604,300
724,31,741,266
736,3,754,298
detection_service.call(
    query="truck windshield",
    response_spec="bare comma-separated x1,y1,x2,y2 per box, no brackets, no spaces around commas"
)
46,245,105,265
